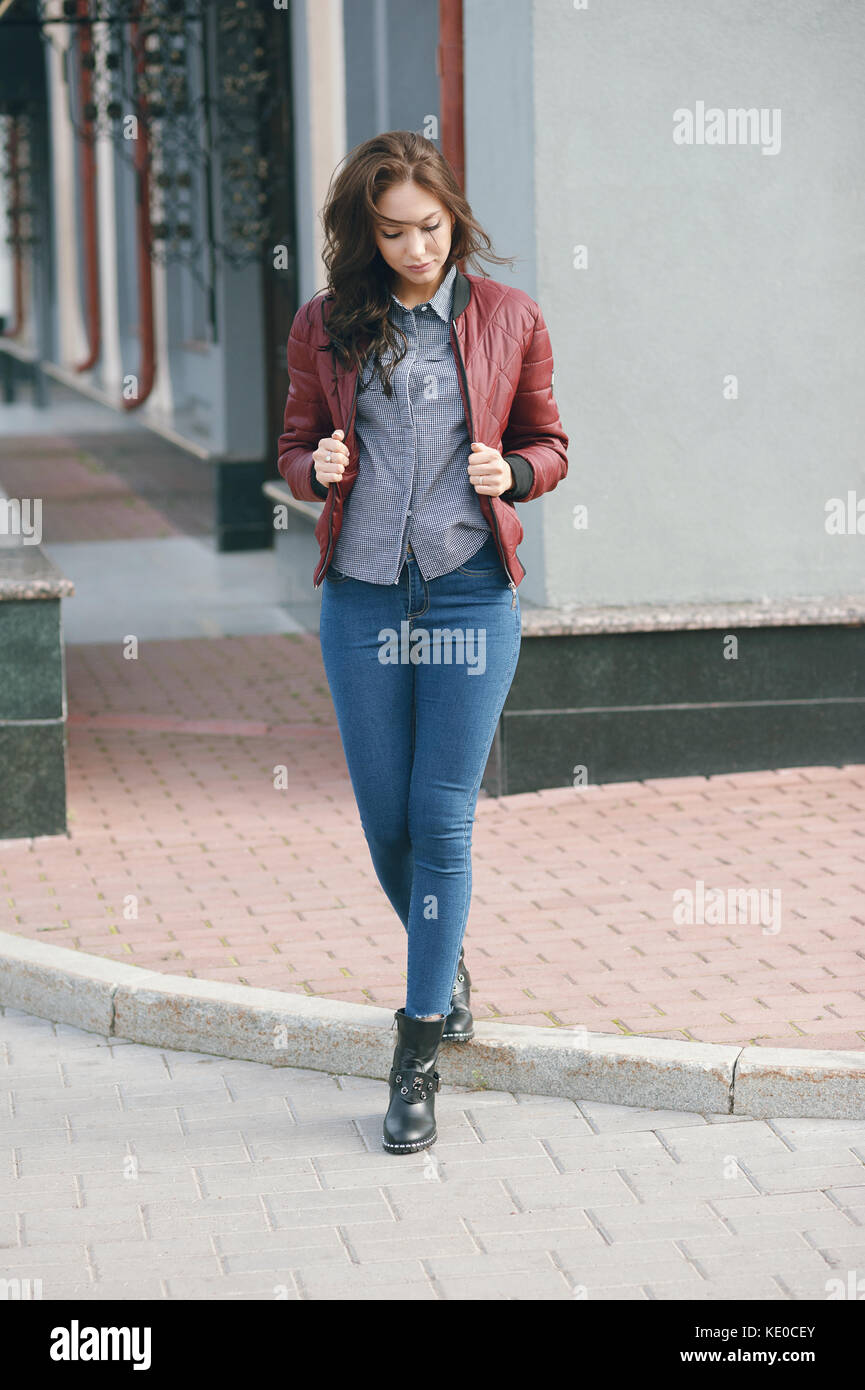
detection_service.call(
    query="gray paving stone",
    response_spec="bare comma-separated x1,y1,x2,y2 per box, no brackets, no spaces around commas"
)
568,1284,650,1299
242,1131,369,1160
507,1171,637,1208
119,1143,253,1169
644,1277,789,1300
21,1212,144,1243
575,1101,710,1133
589,1204,727,1244
222,1246,350,1274
4,1005,864,1301
269,1202,390,1230
691,1247,831,1279
88,1253,225,1281
768,1118,865,1150
810,1240,865,1266
40,1280,168,1301
474,1227,607,1257
337,1214,462,1245
751,1213,861,1242
311,1160,476,1190
347,1233,478,1263
678,1230,815,1260
447,1088,518,1108
88,1234,216,1265
0,1212,19,1245
146,1211,269,1240
422,1137,549,1163
262,1187,384,1213
0,1240,89,1267
826,1184,865,1206
213,1227,343,1255
76,1172,203,1201
293,1258,433,1297
423,1249,567,1279
14,1151,147,1178
166,1279,301,1300
621,1166,763,1202
0,1187,79,1215
309,1279,439,1300
469,1109,593,1141
193,1172,323,1198
711,1190,836,1222
547,1132,677,1172
434,1271,573,1299
463,1207,593,1235
655,1121,791,1160
741,1162,865,1195
553,1238,699,1282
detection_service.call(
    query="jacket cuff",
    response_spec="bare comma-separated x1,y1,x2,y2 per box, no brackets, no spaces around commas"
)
309,463,329,501
501,453,534,501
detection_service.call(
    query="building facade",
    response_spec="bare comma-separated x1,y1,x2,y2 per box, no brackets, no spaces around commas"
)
1,0,863,799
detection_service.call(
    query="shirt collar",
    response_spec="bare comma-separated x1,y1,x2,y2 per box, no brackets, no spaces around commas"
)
390,261,456,322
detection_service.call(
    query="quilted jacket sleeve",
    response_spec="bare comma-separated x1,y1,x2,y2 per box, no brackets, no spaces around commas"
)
277,300,332,503
500,301,568,503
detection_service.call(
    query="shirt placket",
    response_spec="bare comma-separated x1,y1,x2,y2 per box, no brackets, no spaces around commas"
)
393,306,420,582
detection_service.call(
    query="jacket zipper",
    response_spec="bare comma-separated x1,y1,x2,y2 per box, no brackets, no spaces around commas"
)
315,370,361,588
450,320,518,608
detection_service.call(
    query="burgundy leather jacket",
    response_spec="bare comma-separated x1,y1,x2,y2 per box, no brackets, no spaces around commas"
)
277,265,568,590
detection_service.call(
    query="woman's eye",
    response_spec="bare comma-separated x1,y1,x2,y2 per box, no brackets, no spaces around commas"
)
382,223,441,240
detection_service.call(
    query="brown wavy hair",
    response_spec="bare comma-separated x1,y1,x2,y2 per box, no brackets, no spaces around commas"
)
318,130,514,396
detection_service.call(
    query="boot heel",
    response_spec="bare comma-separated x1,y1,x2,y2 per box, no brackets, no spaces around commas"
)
442,947,474,1041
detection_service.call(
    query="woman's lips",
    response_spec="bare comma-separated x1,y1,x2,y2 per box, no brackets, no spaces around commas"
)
407,261,433,270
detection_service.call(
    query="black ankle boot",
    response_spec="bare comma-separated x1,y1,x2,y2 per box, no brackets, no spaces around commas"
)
442,946,474,1041
382,1009,445,1155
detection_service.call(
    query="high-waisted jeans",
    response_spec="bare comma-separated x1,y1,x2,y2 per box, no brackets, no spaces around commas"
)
318,531,521,1018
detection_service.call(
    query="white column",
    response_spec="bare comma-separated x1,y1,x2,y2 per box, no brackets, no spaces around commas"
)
44,0,87,366
91,19,122,391
293,0,347,301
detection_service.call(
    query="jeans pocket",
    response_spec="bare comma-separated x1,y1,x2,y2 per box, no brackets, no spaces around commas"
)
324,564,351,584
455,537,505,576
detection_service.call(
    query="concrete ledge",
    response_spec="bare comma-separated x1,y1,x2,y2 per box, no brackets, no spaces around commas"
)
733,1047,865,1121
519,594,865,637
1,931,863,1119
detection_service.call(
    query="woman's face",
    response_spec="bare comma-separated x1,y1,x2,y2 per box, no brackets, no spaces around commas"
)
372,180,455,301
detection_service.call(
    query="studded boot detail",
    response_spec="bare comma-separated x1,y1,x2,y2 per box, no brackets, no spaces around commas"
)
382,1008,445,1155
442,946,474,1041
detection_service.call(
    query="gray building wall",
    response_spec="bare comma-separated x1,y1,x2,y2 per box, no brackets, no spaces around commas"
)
463,0,545,600
466,0,865,610
343,0,440,147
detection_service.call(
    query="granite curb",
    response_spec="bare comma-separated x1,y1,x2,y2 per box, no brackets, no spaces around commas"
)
1,930,863,1119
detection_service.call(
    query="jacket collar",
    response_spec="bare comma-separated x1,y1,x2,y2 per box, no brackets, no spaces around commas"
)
452,264,470,318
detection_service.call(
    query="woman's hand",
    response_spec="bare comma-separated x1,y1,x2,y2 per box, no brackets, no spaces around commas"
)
313,429,350,487
467,442,514,498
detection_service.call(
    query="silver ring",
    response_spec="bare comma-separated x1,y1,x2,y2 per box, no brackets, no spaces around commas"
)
325,451,332,463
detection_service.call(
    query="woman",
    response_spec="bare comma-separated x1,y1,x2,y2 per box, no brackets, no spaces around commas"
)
278,131,568,1155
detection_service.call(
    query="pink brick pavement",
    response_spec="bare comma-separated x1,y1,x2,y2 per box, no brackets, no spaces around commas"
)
0,436,183,542
2,634,864,1051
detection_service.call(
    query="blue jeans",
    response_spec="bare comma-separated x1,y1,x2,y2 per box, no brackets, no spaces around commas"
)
318,532,521,1018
